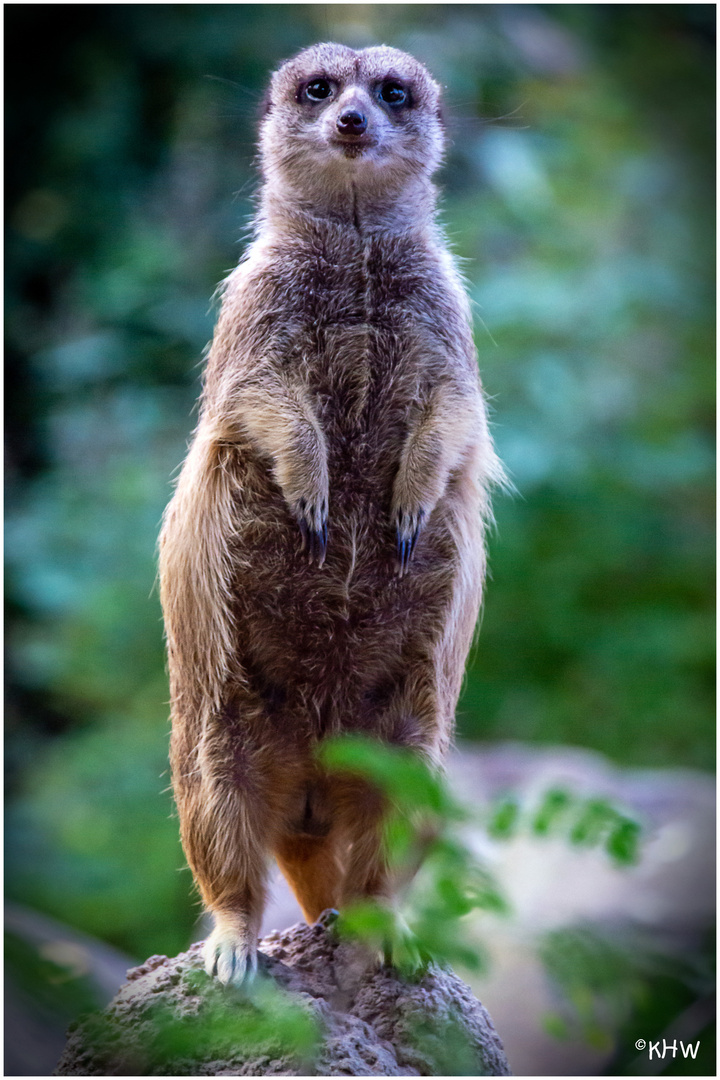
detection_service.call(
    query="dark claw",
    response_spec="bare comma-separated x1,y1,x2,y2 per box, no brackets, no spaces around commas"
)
296,502,328,568
298,517,309,553
318,906,340,926
307,522,327,568
397,537,408,576
395,509,425,576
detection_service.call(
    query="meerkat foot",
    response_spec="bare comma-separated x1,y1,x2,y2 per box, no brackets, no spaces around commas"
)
394,508,425,576
296,496,329,567
204,925,258,987
317,906,340,926
381,912,427,978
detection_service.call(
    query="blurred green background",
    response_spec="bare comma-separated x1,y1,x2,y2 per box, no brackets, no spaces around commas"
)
6,2,714,973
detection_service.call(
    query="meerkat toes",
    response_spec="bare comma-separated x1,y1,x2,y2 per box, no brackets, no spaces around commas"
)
204,922,259,987
295,495,329,567
381,911,427,978
394,507,426,576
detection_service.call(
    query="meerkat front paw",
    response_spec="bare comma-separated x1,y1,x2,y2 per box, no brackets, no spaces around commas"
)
204,924,258,987
394,507,426,577
295,495,329,567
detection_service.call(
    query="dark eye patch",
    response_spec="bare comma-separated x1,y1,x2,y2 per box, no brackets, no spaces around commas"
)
378,81,409,106
302,78,333,103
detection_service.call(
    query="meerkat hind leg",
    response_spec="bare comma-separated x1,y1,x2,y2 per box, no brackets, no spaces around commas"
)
172,708,289,988
341,809,426,976
199,851,267,987
191,800,269,987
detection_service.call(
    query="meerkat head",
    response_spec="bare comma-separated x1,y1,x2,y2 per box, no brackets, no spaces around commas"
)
260,43,444,209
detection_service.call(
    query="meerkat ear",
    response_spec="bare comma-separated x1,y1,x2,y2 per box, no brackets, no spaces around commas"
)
435,97,447,129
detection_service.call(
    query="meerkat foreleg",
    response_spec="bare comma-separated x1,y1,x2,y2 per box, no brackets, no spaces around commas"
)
392,383,482,575
211,376,330,565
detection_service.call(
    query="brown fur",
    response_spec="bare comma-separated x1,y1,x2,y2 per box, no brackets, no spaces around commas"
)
159,43,503,985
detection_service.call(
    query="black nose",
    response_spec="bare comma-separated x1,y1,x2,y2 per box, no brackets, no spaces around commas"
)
336,109,368,136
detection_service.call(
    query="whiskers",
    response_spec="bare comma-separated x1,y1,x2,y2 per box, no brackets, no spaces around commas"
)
443,96,530,136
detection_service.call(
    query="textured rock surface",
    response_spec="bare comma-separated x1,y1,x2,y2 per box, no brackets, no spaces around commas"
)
56,913,511,1076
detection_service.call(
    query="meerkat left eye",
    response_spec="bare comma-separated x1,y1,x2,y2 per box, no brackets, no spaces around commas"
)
378,81,408,106
304,79,333,102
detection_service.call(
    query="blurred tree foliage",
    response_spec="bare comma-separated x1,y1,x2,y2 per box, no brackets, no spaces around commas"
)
5,4,714,960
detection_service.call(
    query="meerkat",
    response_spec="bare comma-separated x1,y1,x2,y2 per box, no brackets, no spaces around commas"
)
159,42,503,987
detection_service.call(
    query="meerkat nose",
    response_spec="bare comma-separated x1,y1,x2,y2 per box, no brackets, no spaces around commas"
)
336,109,368,136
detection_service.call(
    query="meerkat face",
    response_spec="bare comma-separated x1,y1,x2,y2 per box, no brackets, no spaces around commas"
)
261,43,444,201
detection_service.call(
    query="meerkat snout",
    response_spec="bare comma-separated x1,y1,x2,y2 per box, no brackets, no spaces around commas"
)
336,108,368,136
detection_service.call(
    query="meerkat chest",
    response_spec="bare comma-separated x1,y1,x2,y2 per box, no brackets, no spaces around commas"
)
277,230,445,400
266,229,436,326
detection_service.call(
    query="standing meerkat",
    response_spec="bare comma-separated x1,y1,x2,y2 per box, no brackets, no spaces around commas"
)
159,42,503,986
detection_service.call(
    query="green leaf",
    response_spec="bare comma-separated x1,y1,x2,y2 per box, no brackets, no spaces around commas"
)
487,795,521,839
532,787,575,835
606,817,641,865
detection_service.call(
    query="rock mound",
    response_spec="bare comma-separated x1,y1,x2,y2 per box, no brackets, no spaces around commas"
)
56,913,510,1076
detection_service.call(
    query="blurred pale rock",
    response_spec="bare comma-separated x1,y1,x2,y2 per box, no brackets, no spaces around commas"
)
451,743,714,1075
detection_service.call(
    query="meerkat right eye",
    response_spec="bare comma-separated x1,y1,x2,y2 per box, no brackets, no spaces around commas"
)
303,79,333,103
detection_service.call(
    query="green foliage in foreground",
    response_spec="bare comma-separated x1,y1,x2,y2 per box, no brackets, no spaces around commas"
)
320,734,509,975
319,735,638,976
64,736,645,1075
321,736,712,1076
486,787,641,865
12,734,710,1075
